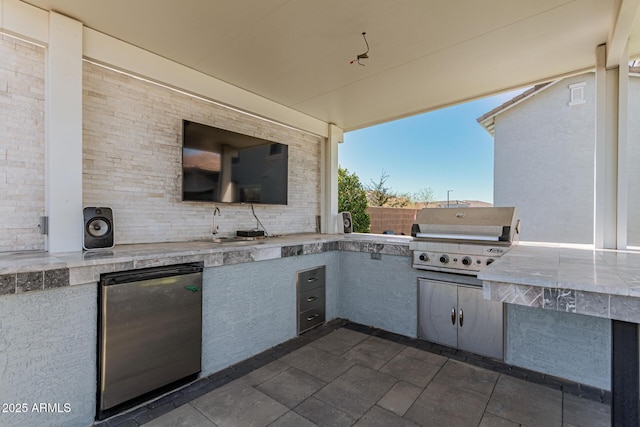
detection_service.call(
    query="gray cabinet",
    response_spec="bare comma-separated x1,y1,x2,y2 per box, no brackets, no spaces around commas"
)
418,278,504,360
297,266,326,333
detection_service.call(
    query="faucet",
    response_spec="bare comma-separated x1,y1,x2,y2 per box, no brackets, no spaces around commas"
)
212,207,221,236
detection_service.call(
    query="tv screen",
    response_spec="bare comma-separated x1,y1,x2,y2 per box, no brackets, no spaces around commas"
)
182,120,288,204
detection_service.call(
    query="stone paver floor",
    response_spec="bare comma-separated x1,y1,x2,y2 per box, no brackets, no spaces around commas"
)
134,327,610,427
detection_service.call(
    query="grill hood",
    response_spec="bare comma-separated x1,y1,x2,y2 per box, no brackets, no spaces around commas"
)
411,207,519,245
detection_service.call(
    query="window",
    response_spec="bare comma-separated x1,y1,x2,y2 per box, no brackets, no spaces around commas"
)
568,82,586,106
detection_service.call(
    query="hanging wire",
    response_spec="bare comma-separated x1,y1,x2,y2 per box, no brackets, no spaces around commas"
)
250,204,269,237
350,32,370,66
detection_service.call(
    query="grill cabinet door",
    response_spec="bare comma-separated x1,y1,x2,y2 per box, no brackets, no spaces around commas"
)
418,279,457,348
457,286,504,359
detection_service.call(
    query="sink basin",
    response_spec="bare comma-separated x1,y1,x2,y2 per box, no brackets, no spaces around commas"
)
191,237,265,246
212,237,265,245
212,237,246,244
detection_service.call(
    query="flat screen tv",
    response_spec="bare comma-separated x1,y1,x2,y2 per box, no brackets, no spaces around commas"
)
182,120,288,204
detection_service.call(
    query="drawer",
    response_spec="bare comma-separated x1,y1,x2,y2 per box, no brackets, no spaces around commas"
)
298,287,325,313
298,307,325,333
297,266,326,292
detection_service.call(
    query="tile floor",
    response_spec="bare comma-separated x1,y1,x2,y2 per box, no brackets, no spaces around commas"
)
136,327,610,427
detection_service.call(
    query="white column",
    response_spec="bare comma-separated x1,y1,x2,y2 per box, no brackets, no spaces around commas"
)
617,45,629,249
320,124,342,233
46,12,83,252
594,45,617,249
594,42,631,250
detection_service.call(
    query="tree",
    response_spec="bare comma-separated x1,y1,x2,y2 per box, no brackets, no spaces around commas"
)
386,193,412,208
366,170,392,206
366,170,426,208
412,187,435,207
338,166,370,233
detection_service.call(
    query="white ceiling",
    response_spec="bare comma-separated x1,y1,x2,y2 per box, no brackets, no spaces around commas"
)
22,0,640,131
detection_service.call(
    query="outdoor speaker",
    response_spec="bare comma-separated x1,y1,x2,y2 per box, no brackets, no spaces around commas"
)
83,207,114,250
339,212,353,234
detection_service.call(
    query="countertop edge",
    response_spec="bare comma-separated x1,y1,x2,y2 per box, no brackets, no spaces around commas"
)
479,243,640,322
0,233,412,294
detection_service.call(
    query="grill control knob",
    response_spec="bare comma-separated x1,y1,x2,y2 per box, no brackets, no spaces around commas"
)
439,254,449,264
462,256,472,266
419,253,429,262
486,258,495,266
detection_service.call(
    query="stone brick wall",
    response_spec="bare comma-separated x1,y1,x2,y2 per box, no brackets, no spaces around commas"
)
83,62,323,244
367,207,418,236
0,34,45,252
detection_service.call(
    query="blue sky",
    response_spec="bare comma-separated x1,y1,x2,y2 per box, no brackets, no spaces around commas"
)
339,89,527,204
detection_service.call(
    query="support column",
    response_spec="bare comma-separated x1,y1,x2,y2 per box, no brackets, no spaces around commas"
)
46,12,83,252
594,44,619,249
611,320,639,426
616,45,629,249
320,124,342,233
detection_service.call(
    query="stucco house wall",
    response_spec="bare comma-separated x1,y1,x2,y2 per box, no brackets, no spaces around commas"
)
492,74,596,244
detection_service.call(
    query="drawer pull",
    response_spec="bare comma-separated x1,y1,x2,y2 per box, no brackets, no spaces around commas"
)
306,296,318,302
307,277,319,283
307,314,320,321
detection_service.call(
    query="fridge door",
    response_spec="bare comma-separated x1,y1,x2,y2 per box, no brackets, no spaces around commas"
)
99,269,202,411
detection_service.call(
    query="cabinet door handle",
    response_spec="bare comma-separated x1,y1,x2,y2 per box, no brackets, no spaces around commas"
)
307,277,318,283
306,296,318,302
459,308,464,327
307,314,319,321
451,307,456,325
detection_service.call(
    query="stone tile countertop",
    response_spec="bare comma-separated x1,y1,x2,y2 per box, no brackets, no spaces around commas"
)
478,242,640,322
0,233,412,295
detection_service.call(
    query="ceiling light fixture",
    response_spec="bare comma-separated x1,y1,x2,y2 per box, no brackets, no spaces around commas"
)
350,32,369,66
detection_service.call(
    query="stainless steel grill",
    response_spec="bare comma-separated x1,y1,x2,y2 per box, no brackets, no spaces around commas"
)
410,207,519,275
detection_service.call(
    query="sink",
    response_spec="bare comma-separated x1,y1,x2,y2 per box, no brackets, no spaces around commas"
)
212,237,246,244
191,237,265,246
213,237,265,245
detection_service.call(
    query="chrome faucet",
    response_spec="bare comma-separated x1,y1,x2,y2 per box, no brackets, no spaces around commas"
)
212,207,221,236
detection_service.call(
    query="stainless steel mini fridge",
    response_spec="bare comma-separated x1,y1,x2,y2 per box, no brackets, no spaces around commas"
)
98,263,203,417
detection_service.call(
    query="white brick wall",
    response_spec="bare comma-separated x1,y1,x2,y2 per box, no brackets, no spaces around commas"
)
83,62,323,244
0,34,45,252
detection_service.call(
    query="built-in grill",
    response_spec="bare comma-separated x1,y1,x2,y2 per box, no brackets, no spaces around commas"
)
412,207,519,361
410,207,519,275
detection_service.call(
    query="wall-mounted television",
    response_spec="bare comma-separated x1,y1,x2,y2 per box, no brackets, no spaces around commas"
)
182,120,288,205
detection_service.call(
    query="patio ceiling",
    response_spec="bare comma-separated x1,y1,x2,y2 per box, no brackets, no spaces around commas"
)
22,0,640,131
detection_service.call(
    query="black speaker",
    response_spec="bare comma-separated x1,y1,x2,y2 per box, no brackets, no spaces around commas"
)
83,207,114,250
339,212,353,234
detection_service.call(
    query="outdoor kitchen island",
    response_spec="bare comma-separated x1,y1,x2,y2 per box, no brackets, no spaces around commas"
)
0,232,627,426
479,242,640,427
0,233,415,427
